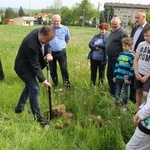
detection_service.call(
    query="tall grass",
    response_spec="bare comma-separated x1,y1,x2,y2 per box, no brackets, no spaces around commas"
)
0,25,136,150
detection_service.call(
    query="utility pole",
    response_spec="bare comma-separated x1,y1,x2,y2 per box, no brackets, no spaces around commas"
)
29,0,31,16
107,10,110,23
82,8,85,27
96,2,101,29
131,3,134,25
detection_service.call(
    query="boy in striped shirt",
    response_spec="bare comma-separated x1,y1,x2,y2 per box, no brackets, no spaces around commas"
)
112,37,135,111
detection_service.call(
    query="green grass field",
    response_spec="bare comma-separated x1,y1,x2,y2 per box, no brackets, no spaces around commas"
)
0,25,136,150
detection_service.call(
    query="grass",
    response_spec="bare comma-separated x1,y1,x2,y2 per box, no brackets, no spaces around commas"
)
0,25,136,150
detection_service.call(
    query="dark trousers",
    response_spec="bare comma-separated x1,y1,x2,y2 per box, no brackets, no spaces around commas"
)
107,58,117,95
100,63,107,83
90,59,106,85
0,59,4,80
129,75,136,103
50,49,69,84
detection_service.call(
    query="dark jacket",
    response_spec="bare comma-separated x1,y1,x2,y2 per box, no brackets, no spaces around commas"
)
105,27,128,60
130,23,149,51
88,34,108,64
14,28,51,84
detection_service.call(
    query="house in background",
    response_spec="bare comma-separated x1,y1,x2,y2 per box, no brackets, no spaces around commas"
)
13,16,35,26
5,19,13,25
35,13,50,25
104,2,150,27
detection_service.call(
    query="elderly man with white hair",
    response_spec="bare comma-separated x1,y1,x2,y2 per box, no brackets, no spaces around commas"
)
105,17,128,97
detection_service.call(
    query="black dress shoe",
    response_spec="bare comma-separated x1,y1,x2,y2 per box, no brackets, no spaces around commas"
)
15,107,23,113
37,117,50,126
64,80,70,90
130,98,136,104
52,83,58,88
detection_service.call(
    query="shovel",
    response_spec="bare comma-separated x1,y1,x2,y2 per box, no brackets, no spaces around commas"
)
46,62,52,120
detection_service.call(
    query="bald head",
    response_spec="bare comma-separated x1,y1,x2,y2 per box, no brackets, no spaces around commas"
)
111,17,121,24
110,17,122,31
52,14,61,20
135,10,147,26
52,14,62,28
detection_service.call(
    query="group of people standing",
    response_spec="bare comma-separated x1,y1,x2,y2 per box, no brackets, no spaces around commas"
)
13,9,150,149
88,10,150,149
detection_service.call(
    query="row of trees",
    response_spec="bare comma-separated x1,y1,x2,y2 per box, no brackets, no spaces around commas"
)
5,6,25,19
37,0,101,27
2,0,150,27
40,0,114,27
0,6,26,24
0,0,114,27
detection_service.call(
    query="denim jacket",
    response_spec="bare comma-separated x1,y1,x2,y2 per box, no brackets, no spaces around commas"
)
88,34,108,64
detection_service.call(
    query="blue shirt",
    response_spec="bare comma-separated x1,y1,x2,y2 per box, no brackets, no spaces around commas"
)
50,24,70,51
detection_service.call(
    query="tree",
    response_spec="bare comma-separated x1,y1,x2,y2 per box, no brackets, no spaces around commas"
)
77,0,96,27
71,4,81,26
103,5,114,23
37,16,43,25
5,7,16,19
0,15,5,24
0,9,4,24
34,0,97,27
146,10,150,24
99,11,106,23
18,6,25,17
53,0,63,14
60,6,72,25
0,9,4,14
109,6,114,21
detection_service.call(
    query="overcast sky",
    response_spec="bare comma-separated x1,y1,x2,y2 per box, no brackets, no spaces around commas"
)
0,0,149,10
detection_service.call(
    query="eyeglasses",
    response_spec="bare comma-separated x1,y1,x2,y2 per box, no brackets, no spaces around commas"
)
52,20,61,23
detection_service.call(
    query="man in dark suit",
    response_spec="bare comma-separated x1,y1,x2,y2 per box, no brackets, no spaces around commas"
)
14,25,55,126
130,10,149,106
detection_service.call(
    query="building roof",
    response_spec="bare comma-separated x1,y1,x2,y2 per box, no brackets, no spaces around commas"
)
104,2,150,9
36,13,47,17
22,16,35,21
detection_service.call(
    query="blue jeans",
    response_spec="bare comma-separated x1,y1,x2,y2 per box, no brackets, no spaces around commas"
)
115,82,129,107
16,78,41,118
